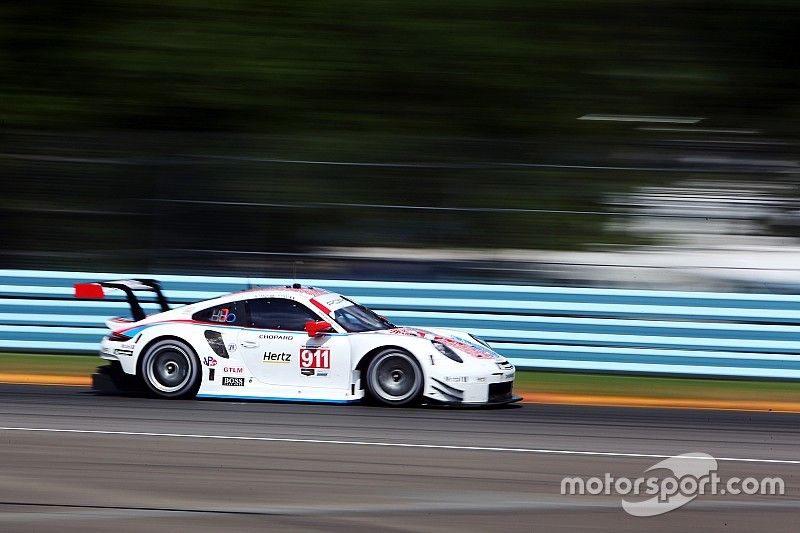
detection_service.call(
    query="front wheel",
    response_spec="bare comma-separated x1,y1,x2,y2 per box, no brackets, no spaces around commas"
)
140,339,201,399
365,349,423,407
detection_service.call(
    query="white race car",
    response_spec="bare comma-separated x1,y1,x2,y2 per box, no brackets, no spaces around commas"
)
76,279,519,406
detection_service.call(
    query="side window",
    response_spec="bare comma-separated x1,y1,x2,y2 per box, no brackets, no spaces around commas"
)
192,301,244,325
248,298,320,331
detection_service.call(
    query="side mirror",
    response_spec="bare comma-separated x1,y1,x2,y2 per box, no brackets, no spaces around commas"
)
305,320,334,337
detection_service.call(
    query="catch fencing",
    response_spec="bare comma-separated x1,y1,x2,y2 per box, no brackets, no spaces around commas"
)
3,269,800,378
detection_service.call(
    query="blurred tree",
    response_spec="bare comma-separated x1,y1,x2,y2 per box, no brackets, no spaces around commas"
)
0,0,798,269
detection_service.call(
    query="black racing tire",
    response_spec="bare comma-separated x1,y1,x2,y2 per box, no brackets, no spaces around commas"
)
365,349,423,407
140,339,201,399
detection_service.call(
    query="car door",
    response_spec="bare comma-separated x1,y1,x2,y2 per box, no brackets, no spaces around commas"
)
238,297,351,390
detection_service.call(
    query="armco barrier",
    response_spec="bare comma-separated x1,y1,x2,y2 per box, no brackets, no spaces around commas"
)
3,269,800,378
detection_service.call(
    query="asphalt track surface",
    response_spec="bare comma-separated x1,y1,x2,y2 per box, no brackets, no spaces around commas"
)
1,384,799,532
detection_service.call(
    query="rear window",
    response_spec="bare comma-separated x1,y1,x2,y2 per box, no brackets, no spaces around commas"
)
192,301,244,325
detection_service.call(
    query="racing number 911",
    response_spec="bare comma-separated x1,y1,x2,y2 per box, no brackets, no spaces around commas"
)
301,348,330,369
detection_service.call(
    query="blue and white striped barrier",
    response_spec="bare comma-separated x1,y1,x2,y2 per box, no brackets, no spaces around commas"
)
3,269,800,379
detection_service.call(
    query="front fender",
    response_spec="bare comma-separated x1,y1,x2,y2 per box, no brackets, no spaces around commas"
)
349,333,434,371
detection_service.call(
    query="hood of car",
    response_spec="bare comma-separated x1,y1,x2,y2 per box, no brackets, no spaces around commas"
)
369,326,503,361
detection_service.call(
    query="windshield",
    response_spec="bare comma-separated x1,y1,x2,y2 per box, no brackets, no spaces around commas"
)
331,299,395,332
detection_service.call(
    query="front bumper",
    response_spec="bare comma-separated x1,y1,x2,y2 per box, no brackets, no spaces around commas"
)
425,376,520,406
484,394,523,406
424,392,522,407
487,380,519,404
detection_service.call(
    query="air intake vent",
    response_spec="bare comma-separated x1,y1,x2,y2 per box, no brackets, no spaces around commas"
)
204,330,230,358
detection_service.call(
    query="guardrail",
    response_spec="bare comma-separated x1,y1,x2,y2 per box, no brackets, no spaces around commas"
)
3,269,800,379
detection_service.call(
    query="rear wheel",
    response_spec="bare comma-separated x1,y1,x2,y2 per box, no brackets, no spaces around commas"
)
365,349,423,407
140,339,200,399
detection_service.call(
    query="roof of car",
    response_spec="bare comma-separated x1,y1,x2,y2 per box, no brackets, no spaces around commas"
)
213,285,335,303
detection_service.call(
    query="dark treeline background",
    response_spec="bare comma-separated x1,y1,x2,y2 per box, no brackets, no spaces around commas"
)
1,1,798,275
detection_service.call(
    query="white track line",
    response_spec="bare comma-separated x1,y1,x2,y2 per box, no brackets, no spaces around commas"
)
1,426,799,465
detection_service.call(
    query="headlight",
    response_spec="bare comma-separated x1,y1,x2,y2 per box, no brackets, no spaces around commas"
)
433,341,463,363
469,334,491,349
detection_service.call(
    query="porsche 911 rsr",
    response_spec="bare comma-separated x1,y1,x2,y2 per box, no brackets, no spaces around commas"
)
75,279,519,407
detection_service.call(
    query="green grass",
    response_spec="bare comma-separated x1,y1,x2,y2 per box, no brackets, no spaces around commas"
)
0,353,101,376
513,370,800,403
2,352,799,403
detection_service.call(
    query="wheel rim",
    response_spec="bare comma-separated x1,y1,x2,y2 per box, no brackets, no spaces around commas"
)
370,353,420,402
145,345,193,393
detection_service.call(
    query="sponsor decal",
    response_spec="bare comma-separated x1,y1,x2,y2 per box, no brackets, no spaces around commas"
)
476,377,487,383
291,287,329,297
263,352,292,363
445,376,469,383
300,368,330,377
121,343,135,350
223,366,243,373
222,376,245,387
324,296,345,306
385,328,497,360
300,347,331,369
259,334,294,340
227,343,237,352
319,295,349,311
504,372,515,379
210,308,237,323
451,333,479,346
202,356,217,367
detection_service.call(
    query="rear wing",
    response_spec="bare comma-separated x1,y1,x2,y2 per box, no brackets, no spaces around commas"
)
74,279,170,322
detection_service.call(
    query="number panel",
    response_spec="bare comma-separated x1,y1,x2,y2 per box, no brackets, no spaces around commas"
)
300,348,331,369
